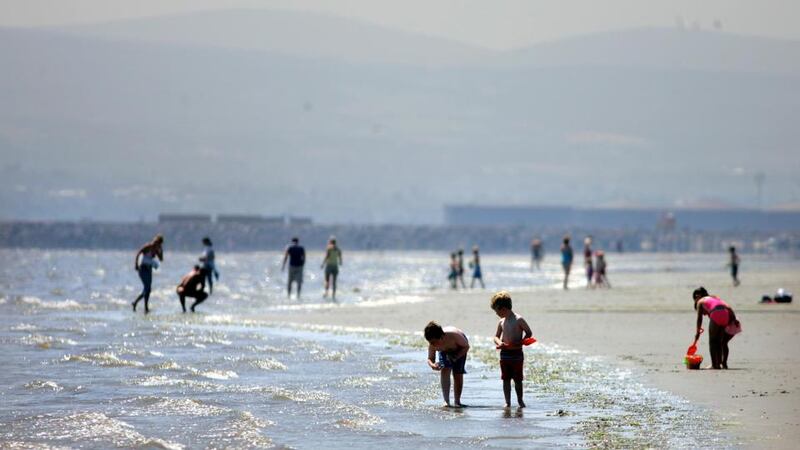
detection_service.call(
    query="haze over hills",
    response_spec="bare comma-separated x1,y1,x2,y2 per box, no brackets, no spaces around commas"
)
52,9,495,67
1,10,799,223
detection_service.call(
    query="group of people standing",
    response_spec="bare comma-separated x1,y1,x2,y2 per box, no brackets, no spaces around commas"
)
448,246,484,289
132,235,219,314
132,234,343,314
281,236,342,300
559,236,609,290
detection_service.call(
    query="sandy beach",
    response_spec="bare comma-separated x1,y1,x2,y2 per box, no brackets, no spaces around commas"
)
258,268,800,449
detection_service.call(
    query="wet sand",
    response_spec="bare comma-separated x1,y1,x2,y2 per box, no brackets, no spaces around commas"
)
258,268,800,449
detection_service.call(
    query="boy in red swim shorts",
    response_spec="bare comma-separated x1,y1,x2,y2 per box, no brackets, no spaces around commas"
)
491,291,533,408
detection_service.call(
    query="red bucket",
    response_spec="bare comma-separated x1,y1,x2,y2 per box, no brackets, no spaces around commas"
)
684,354,703,370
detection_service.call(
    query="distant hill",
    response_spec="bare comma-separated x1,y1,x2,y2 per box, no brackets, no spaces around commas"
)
49,9,494,67
502,28,800,74
47,10,800,75
1,22,799,222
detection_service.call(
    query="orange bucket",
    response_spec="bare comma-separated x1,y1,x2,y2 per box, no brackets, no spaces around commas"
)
684,354,703,370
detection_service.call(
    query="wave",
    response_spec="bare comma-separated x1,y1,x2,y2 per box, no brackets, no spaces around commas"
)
121,396,230,417
23,380,63,392
18,334,77,348
4,412,184,449
62,352,144,367
17,296,93,311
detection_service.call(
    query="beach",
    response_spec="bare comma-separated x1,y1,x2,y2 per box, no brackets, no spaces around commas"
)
1,249,798,448
257,267,800,449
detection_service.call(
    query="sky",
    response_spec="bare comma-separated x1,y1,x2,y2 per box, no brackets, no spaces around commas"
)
1,1,798,223
0,0,798,50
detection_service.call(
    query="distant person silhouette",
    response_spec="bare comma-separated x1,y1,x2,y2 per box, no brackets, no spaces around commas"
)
448,253,458,289
583,236,594,288
456,249,466,289
282,237,305,299
199,237,220,294
594,251,610,288
132,234,164,314
560,236,573,290
531,238,543,270
728,246,741,286
470,245,485,289
322,237,343,300
176,265,208,313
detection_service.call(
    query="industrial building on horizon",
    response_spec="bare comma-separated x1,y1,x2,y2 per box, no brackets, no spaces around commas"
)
444,205,800,231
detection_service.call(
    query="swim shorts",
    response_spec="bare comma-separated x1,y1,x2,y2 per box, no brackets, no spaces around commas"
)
437,351,467,374
500,348,524,381
500,360,524,381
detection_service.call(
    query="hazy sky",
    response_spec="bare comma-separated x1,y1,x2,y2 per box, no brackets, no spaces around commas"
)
1,0,798,49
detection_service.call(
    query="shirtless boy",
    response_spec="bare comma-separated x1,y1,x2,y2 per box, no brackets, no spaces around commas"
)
176,265,208,313
424,321,470,407
491,291,532,408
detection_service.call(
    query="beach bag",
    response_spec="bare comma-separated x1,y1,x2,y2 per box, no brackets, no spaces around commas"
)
725,320,742,336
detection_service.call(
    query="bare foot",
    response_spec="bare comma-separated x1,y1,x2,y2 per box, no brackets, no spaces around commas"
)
131,302,137,312
453,403,465,408
504,403,511,408
518,400,526,408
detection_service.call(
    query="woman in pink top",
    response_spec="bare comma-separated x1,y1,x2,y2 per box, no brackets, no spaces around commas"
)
693,287,740,369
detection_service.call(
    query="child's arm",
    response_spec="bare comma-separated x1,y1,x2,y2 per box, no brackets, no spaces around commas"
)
427,345,440,370
493,321,504,347
519,317,533,340
281,249,288,270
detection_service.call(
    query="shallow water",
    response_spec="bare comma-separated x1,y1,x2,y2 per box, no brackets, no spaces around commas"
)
0,250,763,448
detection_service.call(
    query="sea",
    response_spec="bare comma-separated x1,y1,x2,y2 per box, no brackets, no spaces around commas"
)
3,249,785,448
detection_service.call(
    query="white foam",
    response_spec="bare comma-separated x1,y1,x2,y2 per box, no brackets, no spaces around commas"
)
62,352,144,367
267,295,431,311
19,296,93,310
198,370,238,380
24,380,63,391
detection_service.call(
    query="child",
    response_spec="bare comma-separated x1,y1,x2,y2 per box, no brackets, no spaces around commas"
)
491,291,532,408
594,251,610,288
693,287,741,369
176,265,208,313
424,321,470,407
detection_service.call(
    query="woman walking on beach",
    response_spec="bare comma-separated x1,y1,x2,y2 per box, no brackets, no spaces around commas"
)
322,237,342,300
693,287,741,369
133,234,164,314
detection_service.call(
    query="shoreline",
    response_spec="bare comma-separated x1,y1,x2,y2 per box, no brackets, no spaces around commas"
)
255,268,800,449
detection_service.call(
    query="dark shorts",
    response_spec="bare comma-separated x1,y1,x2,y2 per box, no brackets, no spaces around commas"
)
288,266,303,284
438,351,467,374
325,266,339,278
500,360,524,381
500,348,524,381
